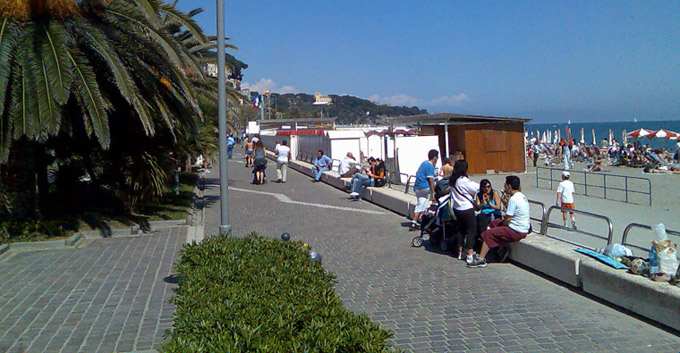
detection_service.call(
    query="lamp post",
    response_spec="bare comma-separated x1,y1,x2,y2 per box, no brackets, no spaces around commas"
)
216,0,232,236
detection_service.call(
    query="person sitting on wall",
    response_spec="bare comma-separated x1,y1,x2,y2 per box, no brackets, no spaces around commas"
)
312,150,333,182
468,175,531,268
348,157,375,191
338,152,359,178
349,158,385,200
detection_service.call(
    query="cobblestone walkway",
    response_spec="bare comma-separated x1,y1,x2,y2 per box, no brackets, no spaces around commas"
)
0,227,185,353
202,151,680,352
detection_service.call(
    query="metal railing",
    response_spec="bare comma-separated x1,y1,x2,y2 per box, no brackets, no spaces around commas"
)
527,199,547,235
535,167,652,206
621,223,680,253
541,205,614,250
402,174,416,195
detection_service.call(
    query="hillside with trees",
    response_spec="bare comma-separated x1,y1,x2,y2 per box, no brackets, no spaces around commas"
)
261,93,427,124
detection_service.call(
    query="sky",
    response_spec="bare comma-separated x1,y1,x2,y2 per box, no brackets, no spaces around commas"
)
176,1,679,123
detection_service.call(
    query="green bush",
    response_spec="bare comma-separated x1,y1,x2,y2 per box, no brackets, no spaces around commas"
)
163,234,397,353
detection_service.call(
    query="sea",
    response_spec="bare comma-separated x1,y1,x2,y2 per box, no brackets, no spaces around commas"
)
527,120,680,150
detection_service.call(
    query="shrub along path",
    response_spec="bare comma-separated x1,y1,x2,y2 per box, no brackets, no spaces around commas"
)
202,150,680,352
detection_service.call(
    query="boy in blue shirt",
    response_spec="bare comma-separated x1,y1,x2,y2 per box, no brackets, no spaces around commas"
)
411,149,439,229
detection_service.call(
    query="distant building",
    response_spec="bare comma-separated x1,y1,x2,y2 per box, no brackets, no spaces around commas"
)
314,91,332,105
204,63,241,90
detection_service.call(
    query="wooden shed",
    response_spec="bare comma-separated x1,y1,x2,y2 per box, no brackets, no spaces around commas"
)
387,113,531,174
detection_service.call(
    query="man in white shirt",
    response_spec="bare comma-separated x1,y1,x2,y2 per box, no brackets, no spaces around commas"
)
275,140,291,183
556,171,576,229
338,152,358,178
468,175,530,268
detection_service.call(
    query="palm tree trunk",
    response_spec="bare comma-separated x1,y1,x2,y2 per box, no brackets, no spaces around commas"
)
3,138,38,219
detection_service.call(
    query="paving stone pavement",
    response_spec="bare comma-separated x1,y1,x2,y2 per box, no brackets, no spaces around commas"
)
203,150,680,352
0,227,185,353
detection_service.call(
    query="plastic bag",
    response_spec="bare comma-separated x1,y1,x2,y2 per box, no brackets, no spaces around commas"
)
654,240,678,276
597,244,633,259
653,223,669,242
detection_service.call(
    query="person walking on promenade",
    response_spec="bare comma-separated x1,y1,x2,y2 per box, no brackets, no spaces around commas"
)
468,175,530,268
227,134,235,159
312,150,332,182
252,140,267,184
411,150,439,230
450,160,480,263
562,140,571,171
245,138,254,167
532,141,540,167
275,140,291,183
556,171,576,229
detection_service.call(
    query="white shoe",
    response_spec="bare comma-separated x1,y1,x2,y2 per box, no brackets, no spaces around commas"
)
349,192,359,197
466,254,476,265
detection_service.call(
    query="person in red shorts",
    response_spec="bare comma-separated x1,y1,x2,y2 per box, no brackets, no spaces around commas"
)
468,176,530,268
556,171,576,229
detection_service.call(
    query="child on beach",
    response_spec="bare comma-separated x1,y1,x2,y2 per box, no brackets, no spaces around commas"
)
556,171,576,229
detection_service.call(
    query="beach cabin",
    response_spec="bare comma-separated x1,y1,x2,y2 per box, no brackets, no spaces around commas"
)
388,113,531,174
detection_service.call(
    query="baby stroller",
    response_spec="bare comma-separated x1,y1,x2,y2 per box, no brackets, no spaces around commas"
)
411,194,458,251
252,159,267,184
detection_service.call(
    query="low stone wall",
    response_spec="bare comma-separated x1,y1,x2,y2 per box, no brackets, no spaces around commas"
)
277,153,680,332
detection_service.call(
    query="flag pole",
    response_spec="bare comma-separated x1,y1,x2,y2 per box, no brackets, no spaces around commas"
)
260,95,264,121
216,0,231,236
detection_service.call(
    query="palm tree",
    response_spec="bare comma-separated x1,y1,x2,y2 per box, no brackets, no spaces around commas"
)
0,0,215,216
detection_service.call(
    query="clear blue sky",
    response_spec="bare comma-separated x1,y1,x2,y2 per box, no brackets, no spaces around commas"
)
177,1,679,123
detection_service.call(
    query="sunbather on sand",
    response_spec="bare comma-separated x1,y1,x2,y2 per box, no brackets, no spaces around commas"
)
584,161,610,172
643,167,680,175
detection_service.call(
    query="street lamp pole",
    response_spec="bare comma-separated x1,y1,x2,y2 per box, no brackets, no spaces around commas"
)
216,0,231,236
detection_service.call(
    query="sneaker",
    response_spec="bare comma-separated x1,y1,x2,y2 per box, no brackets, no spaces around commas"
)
409,221,420,230
458,252,464,261
349,192,359,197
571,220,577,230
467,258,488,268
466,254,476,265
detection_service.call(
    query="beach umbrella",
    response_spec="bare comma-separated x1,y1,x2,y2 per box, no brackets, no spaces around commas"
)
627,128,652,139
647,129,677,139
669,131,679,140
592,129,596,145
622,129,628,144
580,128,585,144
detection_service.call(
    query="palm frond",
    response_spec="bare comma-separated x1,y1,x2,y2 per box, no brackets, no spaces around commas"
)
107,3,184,70
39,21,73,105
72,20,154,135
0,18,19,119
160,4,207,43
65,49,110,148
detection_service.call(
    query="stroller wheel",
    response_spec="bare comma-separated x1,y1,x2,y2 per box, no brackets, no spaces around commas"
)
411,236,423,247
440,240,448,252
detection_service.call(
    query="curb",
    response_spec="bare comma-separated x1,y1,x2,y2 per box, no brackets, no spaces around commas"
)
64,233,83,247
0,244,8,256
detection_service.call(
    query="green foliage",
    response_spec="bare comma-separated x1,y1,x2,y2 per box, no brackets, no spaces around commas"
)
163,235,397,353
270,93,427,125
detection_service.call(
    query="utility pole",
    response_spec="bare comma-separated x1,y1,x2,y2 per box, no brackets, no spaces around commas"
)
216,0,231,236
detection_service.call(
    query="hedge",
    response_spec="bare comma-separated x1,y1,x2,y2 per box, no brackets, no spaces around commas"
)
162,234,398,352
